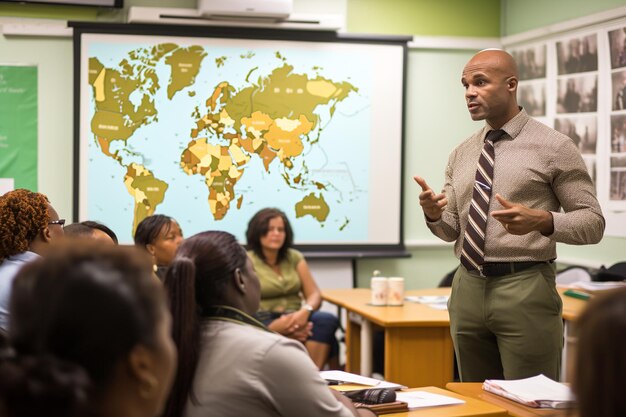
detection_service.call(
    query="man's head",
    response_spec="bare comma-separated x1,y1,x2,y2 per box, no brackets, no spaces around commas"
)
461,49,520,129
64,221,118,245
0,189,64,261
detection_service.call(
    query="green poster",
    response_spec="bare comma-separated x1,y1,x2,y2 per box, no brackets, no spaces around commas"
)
0,65,38,193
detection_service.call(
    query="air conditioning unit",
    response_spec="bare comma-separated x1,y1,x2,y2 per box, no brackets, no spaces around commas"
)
127,7,344,32
198,0,293,21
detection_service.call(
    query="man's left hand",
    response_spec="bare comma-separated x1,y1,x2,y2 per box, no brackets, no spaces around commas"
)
491,194,554,236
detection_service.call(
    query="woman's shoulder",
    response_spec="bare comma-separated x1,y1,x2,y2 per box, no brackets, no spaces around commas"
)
285,248,304,263
201,320,307,356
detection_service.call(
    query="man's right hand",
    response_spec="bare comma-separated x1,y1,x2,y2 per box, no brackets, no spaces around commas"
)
413,176,447,221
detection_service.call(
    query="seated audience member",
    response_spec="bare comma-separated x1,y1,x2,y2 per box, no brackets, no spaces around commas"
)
134,215,183,280
0,243,176,417
64,220,118,245
246,208,340,369
163,231,374,417
573,287,626,417
0,189,64,331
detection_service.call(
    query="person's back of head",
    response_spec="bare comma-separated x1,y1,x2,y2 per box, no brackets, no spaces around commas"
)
64,221,118,245
82,221,118,245
0,243,177,417
63,223,94,239
574,287,626,417
0,189,60,262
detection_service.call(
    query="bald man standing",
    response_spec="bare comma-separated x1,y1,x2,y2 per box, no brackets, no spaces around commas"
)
414,50,604,381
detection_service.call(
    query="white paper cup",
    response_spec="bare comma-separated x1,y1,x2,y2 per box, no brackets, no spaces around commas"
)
371,277,388,306
387,277,405,306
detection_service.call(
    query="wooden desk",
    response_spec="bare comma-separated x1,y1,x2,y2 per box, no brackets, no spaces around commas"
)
387,386,507,416
557,287,588,382
324,287,589,388
322,288,454,388
445,383,573,417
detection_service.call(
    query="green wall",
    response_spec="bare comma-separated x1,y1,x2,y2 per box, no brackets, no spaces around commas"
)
502,0,626,36
347,0,500,37
1,0,624,290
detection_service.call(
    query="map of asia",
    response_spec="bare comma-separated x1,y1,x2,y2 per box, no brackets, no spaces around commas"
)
85,40,371,243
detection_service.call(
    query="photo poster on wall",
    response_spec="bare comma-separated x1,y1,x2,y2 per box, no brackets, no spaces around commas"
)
507,20,626,238
72,23,409,253
0,64,38,195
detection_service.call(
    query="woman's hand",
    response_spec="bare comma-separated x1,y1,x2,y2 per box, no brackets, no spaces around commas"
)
267,312,313,342
267,314,297,334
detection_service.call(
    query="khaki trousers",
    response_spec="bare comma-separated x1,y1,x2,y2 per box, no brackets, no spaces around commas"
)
448,263,563,382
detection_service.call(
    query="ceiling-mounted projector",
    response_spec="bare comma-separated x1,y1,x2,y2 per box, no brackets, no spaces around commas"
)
198,0,293,20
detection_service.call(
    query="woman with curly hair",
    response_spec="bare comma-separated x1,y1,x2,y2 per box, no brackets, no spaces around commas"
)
0,189,64,330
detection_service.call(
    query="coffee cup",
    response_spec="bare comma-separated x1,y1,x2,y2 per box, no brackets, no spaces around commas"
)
387,277,405,306
371,277,388,306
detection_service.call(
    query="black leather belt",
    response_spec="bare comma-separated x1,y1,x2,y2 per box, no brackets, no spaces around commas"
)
476,261,548,277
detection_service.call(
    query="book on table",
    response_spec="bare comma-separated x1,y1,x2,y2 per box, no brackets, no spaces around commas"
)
482,374,575,409
320,371,409,414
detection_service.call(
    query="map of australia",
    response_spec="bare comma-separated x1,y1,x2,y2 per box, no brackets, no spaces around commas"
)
86,40,370,243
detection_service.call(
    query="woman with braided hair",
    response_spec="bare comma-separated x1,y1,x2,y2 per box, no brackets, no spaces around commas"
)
0,189,64,330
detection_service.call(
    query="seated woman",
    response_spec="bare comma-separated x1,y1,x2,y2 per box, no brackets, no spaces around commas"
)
573,287,626,417
246,208,340,369
162,231,374,417
0,243,176,417
134,214,183,280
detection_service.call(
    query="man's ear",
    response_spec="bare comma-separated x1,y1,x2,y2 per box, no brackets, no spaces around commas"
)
128,345,159,400
507,76,518,92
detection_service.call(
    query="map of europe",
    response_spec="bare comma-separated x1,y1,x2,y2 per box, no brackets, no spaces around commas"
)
86,40,371,243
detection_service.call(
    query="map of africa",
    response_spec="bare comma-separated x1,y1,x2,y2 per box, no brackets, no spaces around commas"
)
85,39,371,243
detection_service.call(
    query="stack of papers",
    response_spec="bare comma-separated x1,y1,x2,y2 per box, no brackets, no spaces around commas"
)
320,370,405,391
404,295,449,310
483,374,574,409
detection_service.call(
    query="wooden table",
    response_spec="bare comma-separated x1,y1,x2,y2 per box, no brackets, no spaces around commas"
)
445,383,573,417
323,287,589,388
322,288,454,388
387,386,507,416
557,286,588,381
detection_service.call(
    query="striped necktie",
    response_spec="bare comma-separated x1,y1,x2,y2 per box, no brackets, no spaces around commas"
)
460,129,507,273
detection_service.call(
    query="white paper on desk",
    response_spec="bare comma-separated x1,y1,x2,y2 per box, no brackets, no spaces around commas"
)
395,391,464,409
320,371,381,386
570,281,626,291
483,374,574,409
319,371,405,390
405,295,449,304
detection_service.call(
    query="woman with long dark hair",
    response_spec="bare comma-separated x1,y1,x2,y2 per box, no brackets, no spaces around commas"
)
162,231,373,417
246,208,339,369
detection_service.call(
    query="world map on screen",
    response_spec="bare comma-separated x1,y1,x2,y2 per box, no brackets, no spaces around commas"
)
86,40,371,243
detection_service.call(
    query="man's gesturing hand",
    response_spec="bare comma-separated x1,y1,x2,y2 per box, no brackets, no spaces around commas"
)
491,194,554,236
414,176,447,221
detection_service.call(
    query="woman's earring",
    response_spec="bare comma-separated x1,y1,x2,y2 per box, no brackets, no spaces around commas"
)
138,374,158,399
